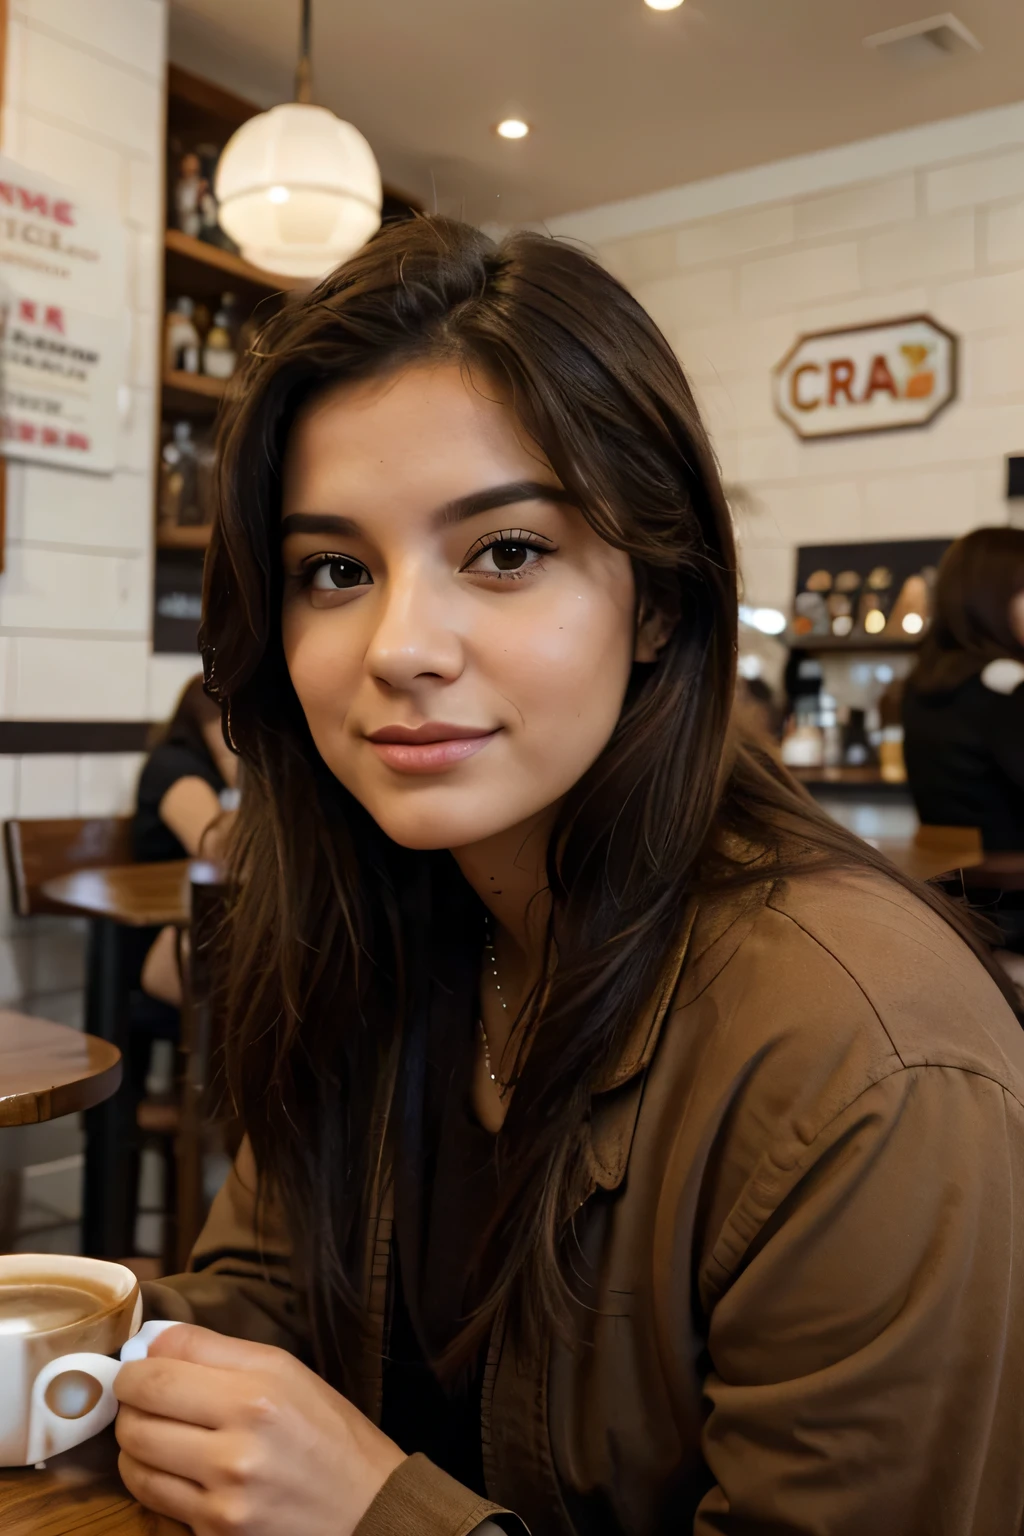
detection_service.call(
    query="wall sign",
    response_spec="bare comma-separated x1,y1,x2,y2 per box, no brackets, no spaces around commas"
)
774,315,957,441
0,153,127,474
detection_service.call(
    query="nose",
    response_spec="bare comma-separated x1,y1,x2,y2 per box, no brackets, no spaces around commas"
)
366,561,465,692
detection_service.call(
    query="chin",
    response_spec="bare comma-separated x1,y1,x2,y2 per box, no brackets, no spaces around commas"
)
365,806,509,852
350,784,532,853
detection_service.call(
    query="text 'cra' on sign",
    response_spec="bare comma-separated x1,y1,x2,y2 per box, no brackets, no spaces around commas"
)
773,315,957,441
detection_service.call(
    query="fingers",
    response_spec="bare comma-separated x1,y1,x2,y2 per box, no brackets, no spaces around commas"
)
147,1321,290,1373
116,1403,217,1484
116,1356,242,1428
117,1447,205,1529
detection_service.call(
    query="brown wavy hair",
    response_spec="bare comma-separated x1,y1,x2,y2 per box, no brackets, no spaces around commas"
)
911,526,1024,694
199,216,1011,1388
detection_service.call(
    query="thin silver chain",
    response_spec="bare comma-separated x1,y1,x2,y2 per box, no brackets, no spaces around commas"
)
479,929,508,1092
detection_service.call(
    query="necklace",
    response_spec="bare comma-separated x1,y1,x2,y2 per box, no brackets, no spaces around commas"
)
479,929,509,1093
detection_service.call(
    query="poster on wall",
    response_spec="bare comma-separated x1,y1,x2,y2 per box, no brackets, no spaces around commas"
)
0,153,127,474
774,315,957,441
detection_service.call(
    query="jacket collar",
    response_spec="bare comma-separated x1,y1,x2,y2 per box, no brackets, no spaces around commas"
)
582,902,699,1195
592,901,699,1095
583,880,775,1194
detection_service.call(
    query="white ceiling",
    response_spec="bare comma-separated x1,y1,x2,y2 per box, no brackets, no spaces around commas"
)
169,1,1024,225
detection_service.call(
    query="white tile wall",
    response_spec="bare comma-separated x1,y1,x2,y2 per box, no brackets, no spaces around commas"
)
738,242,861,317
18,27,161,152
0,756,17,819
13,466,150,552
0,0,166,727
676,202,795,268
15,111,124,212
1,0,167,1051
24,0,166,77
793,174,916,240
147,653,203,720
77,752,146,816
588,126,1024,607
985,198,1024,268
10,637,150,717
0,546,149,633
925,147,1024,213
860,212,976,290
15,754,77,817
970,330,1024,401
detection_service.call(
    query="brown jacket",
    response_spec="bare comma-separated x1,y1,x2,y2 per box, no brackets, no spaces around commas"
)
146,869,1024,1534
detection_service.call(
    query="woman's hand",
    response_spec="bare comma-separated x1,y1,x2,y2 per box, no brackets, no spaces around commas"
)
114,1324,406,1536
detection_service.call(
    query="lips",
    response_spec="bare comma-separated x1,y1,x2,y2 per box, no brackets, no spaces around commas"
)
365,721,499,774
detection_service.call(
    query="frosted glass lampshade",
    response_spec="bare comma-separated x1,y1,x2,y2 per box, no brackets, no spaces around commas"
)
215,103,382,279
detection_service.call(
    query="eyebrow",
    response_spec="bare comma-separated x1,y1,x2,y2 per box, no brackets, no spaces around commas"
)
280,479,575,541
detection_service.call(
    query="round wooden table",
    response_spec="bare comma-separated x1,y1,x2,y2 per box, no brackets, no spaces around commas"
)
0,1009,122,1128
0,1427,187,1534
42,860,196,929
38,860,219,1257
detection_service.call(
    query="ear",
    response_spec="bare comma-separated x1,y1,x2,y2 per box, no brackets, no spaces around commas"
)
634,605,675,664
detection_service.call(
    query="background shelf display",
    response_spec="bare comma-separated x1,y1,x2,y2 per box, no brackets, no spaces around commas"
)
156,524,212,551
164,227,299,298
153,65,420,653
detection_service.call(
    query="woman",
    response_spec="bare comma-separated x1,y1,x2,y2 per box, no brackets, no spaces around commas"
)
903,526,1024,851
133,674,238,1003
114,220,1024,1535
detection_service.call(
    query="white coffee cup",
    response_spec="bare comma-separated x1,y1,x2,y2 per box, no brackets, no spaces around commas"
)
0,1253,142,1466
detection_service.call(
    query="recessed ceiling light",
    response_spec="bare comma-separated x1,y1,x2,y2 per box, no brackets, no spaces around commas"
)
496,119,529,140
645,0,684,10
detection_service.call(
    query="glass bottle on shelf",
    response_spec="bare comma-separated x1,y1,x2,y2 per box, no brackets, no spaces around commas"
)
164,298,201,374
159,421,199,528
202,295,238,380
172,151,205,239
195,426,217,525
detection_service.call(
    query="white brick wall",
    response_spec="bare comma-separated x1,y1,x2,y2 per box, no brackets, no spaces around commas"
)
559,105,1024,611
0,1,167,1019
1,0,166,721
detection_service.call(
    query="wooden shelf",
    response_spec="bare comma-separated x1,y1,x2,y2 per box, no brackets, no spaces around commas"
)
164,228,300,299
163,369,227,399
157,524,212,551
162,368,231,417
789,633,921,654
792,766,911,797
793,766,896,786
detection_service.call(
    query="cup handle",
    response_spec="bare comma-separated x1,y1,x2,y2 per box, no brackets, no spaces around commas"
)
26,1352,122,1464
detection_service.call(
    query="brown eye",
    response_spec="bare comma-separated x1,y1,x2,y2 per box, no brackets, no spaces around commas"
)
490,542,529,571
310,557,370,591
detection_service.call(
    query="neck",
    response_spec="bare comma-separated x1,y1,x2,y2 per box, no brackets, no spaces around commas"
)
449,807,555,975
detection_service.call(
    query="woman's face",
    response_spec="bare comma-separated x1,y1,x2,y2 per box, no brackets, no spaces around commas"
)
280,362,657,852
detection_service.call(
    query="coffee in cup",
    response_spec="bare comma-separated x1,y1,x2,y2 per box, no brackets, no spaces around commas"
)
0,1253,141,1466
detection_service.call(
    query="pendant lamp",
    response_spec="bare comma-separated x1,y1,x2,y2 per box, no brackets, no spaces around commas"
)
214,0,382,279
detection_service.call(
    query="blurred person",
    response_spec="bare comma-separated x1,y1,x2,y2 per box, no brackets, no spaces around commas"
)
733,673,784,743
113,221,1024,1536
903,526,1024,988
133,674,238,1005
903,526,1024,851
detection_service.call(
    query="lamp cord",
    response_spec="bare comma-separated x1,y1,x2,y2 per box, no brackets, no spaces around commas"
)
295,0,313,104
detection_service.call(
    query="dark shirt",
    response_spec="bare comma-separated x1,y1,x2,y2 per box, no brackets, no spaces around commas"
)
133,741,224,863
382,925,498,1495
903,672,1024,851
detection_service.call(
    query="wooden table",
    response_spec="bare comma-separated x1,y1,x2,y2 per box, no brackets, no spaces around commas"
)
39,862,205,1259
0,1427,187,1535
866,836,986,884
42,862,194,930
0,1010,121,1127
